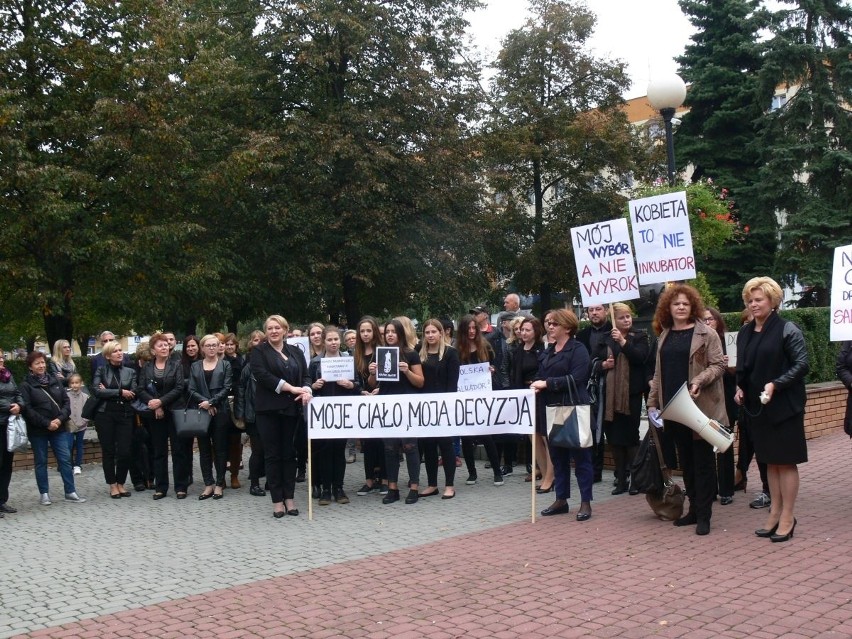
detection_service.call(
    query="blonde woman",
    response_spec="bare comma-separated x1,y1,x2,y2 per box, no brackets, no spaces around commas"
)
49,340,76,387
307,322,325,359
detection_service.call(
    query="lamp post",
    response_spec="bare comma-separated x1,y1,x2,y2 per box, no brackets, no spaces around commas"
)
647,73,686,186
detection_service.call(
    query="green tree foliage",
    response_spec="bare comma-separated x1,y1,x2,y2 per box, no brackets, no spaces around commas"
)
674,0,778,311
753,0,852,304
484,0,636,314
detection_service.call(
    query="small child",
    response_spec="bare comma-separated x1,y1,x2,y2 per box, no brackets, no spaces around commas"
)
66,373,90,475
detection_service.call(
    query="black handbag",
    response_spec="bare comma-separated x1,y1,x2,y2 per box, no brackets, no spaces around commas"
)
644,423,685,521
629,430,664,494
172,408,212,438
81,395,102,420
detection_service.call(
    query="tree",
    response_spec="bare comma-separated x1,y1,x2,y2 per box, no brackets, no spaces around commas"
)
674,0,777,310
753,0,852,304
483,0,636,314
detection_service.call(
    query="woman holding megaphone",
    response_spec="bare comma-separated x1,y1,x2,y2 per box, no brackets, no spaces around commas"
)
647,284,727,536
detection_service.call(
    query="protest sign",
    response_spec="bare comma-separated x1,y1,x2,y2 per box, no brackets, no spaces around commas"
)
320,356,355,382
287,336,310,366
571,218,640,306
457,363,492,393
375,347,399,381
628,191,696,283
831,244,852,341
724,332,738,367
307,389,535,439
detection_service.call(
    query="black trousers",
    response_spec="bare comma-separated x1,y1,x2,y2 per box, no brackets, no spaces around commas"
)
245,421,265,484
670,422,716,523
95,403,134,485
316,439,347,490
198,410,230,487
422,436,456,487
362,438,386,481
0,443,13,504
295,416,308,475
257,411,298,503
384,438,419,486
737,416,770,494
150,413,189,494
462,436,501,478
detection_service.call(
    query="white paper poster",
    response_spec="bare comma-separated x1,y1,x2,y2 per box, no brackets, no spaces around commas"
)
830,244,852,342
571,217,640,306
629,191,696,284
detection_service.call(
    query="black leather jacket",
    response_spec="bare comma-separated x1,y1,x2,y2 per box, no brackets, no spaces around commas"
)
135,359,185,410
187,359,232,409
93,365,138,412
0,372,24,427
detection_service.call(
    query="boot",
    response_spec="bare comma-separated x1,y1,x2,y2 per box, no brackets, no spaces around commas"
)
627,446,639,495
611,447,627,495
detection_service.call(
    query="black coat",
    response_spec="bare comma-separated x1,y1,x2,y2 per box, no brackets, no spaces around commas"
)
250,341,311,414
92,365,138,413
187,359,232,409
535,339,592,406
135,359,185,410
20,374,70,437
0,372,24,428
836,341,852,438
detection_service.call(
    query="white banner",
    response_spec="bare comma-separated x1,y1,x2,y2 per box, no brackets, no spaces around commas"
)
457,363,492,392
831,244,852,341
319,356,354,381
307,389,536,440
570,218,640,306
629,191,696,284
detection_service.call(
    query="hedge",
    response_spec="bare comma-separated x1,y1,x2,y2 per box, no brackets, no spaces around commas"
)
5,356,96,387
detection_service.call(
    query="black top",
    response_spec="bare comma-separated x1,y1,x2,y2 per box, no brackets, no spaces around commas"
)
379,350,422,395
508,344,544,389
659,327,693,406
421,346,461,394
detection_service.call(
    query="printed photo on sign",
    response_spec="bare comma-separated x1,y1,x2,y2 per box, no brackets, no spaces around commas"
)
320,357,355,382
287,336,310,367
628,191,696,284
570,217,640,307
375,346,399,382
831,244,852,342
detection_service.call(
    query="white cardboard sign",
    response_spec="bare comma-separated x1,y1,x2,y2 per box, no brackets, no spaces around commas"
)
629,191,696,284
571,217,640,306
830,244,852,341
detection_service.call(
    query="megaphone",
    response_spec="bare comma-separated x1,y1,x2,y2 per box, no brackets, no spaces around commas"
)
658,382,733,453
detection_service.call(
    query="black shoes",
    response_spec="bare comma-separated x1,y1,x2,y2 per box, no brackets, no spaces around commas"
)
535,484,554,494
720,496,734,506
541,502,570,516
628,485,639,496
612,484,627,495
0,503,17,514
319,489,332,506
696,520,710,535
134,483,147,492
250,485,266,497
295,472,306,483
674,511,697,527
755,523,779,538
576,510,592,522
770,519,797,543
333,488,350,504
499,465,513,477
404,489,419,504
382,488,400,504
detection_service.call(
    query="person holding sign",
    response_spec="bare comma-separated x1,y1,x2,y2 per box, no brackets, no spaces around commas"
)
735,277,808,543
418,319,461,499
251,315,312,518
837,342,852,439
457,314,504,487
530,309,593,520
647,285,727,536
370,319,424,505
603,303,649,496
354,317,387,496
309,326,359,506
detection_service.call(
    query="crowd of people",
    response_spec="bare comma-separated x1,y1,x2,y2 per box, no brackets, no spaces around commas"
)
0,280,836,541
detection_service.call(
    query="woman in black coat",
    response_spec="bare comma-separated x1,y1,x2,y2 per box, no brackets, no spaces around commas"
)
837,341,852,439
736,277,809,543
250,315,312,517
21,351,85,504
93,342,138,499
188,334,233,500
136,332,186,499
0,348,24,513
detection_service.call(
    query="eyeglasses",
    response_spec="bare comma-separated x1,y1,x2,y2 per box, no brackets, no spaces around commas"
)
203,344,219,348
545,321,559,327
703,317,715,323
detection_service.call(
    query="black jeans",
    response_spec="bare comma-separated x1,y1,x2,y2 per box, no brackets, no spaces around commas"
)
384,438,419,486
150,413,189,494
95,403,134,485
257,411,298,503
245,422,265,484
316,438,347,490
198,410,230,487
462,436,501,478
362,438,386,482
670,422,716,523
422,437,456,487
0,443,13,504
130,417,154,486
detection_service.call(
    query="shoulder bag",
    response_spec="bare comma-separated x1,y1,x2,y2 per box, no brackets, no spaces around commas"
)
546,375,593,449
7,414,29,452
644,422,685,521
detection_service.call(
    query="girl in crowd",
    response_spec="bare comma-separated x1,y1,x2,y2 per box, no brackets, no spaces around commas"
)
223,333,244,490
704,307,737,505
370,318,424,504
236,330,266,497
309,326,359,505
604,303,650,496
188,335,233,500
507,317,549,487
0,348,23,514
531,309,593,521
136,332,187,499
251,315,312,517
456,313,503,487
648,285,727,536
66,373,90,476
354,316,387,496
736,277,808,543
22,351,86,505
49,339,76,387
419,318,460,499
93,342,138,499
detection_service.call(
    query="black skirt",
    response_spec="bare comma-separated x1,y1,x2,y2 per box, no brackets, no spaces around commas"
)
751,411,807,465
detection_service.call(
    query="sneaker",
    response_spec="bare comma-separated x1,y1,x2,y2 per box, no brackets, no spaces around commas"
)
378,484,389,495
40,493,52,506
500,465,513,477
493,474,505,486
334,488,350,504
750,492,771,509
346,452,356,464
356,483,372,496
318,489,332,506
312,485,321,499
64,492,87,503
73,466,82,476
382,488,400,504
466,474,478,485
484,462,491,469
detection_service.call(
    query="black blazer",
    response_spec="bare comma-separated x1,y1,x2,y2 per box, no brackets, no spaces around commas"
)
93,365,138,410
187,359,232,409
136,359,185,409
250,341,311,414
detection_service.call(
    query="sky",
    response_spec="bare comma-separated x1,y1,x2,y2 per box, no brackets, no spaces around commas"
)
466,0,695,99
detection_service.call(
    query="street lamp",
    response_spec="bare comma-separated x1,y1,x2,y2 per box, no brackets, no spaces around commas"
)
647,73,687,186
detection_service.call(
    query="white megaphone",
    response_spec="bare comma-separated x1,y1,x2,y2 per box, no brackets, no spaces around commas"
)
658,382,734,453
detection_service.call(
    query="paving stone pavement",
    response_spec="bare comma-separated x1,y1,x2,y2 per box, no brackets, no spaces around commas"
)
2,432,851,638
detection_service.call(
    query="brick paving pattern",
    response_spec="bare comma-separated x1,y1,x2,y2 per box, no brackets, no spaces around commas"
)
2,431,851,638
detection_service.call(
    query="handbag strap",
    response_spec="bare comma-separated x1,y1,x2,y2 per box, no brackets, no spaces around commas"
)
40,388,63,413
561,374,581,405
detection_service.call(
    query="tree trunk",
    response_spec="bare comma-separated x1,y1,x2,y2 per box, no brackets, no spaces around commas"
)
343,274,361,329
183,319,198,337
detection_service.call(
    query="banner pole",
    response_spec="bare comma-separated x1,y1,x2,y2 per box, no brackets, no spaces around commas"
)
531,432,536,524
609,303,615,327
308,413,313,522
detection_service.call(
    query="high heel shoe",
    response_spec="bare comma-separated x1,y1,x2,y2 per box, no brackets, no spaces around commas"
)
536,483,554,494
770,518,797,543
755,522,779,538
